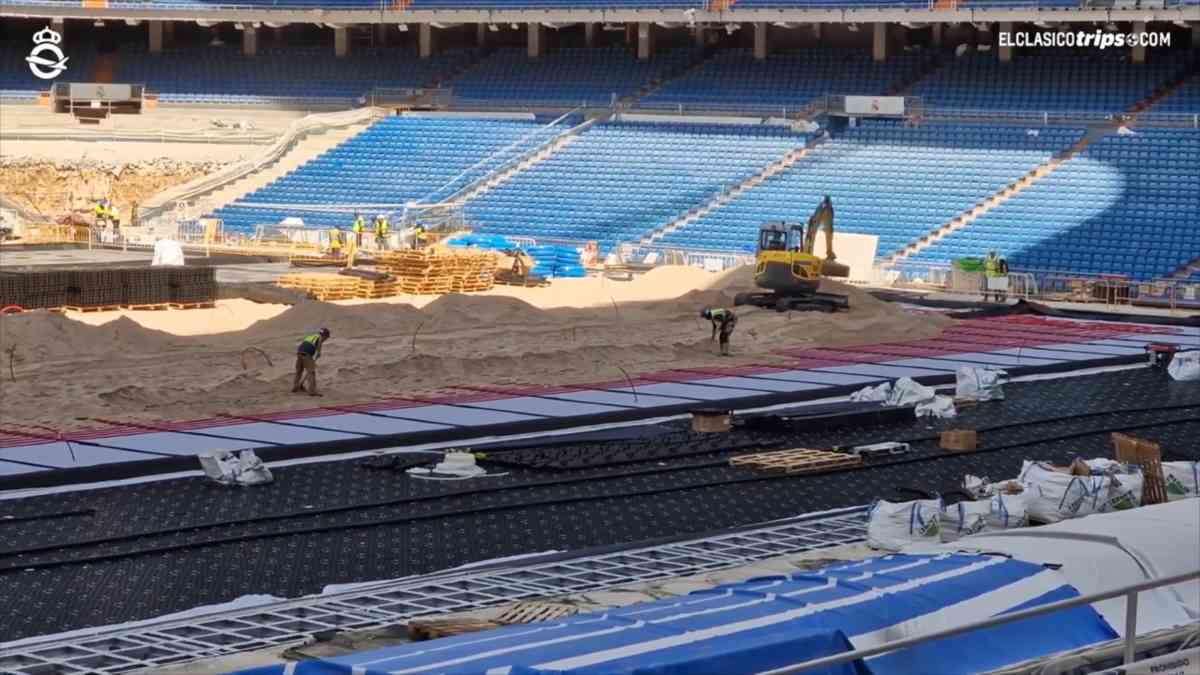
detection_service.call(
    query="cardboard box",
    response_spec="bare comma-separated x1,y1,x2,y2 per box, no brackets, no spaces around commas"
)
940,430,978,451
691,409,732,433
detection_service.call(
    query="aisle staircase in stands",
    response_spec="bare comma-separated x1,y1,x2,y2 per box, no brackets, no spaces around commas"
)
1170,257,1200,280
186,122,372,216
888,65,1200,266
638,134,826,246
455,116,601,204
885,132,1097,264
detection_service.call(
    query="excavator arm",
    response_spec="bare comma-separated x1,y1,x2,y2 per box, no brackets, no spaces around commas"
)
805,195,836,261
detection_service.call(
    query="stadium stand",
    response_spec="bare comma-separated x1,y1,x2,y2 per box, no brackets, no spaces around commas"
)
637,48,928,113
653,121,1083,257
906,128,1200,280
447,46,693,108
112,45,474,104
468,121,809,252
411,0,699,7
0,40,95,100
910,50,1194,113
211,116,558,231
1150,77,1200,113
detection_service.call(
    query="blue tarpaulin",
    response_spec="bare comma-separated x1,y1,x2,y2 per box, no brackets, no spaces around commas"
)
232,553,1116,675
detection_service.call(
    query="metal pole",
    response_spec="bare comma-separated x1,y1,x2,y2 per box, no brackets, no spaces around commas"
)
1123,590,1139,664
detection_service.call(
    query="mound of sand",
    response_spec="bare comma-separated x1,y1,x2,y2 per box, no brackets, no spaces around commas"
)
0,312,184,361
1,265,954,432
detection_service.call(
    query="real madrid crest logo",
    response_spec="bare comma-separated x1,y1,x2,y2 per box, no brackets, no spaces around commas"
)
27,26,69,80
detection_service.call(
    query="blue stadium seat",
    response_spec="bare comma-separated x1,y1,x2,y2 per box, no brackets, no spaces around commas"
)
908,128,1200,280
467,121,810,253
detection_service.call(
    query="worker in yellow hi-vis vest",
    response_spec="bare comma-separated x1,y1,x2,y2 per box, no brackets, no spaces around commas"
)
328,226,344,256
351,213,365,248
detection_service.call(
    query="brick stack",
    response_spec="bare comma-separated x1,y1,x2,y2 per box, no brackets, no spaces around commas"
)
0,268,217,311
168,267,218,307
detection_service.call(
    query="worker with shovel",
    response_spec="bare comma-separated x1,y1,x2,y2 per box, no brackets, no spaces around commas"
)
293,328,331,396
701,308,738,356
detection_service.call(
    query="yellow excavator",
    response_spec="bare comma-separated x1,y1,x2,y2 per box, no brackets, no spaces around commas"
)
733,196,852,312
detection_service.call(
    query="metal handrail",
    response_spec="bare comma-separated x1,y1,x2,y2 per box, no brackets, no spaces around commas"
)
758,568,1200,675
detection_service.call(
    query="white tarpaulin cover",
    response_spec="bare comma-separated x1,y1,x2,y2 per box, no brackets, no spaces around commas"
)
921,500,1200,635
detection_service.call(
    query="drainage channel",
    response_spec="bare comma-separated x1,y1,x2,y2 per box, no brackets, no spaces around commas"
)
0,506,869,675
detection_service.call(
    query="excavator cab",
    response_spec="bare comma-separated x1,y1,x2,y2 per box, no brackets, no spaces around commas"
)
734,198,850,313
752,222,823,296
758,223,799,253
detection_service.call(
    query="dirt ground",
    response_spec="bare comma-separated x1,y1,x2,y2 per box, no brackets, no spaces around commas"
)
0,158,230,222
0,265,952,432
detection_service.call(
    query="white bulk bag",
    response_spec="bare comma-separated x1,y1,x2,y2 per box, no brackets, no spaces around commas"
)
955,366,1008,402
940,499,992,542
984,492,1029,531
1167,350,1200,382
867,498,943,551
1163,461,1200,501
1019,462,1106,523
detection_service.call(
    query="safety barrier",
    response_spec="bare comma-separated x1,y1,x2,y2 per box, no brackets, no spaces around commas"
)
883,261,1200,311
758,569,1200,674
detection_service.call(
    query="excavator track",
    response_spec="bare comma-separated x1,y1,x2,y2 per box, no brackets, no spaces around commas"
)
734,291,850,313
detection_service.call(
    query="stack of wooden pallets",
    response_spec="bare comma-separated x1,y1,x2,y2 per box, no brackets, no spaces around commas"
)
276,273,364,301
730,448,862,475
375,249,497,295
276,273,405,301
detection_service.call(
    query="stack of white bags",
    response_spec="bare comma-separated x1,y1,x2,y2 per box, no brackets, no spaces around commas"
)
867,458,1200,551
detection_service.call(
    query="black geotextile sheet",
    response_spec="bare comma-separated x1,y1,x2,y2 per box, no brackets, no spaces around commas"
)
1,368,1198,641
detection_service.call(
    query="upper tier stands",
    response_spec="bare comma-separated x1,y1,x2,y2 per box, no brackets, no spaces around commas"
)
907,128,1200,281
447,47,692,108
911,50,1191,113
468,122,809,252
211,116,557,231
637,48,926,113
655,122,1082,257
114,45,474,104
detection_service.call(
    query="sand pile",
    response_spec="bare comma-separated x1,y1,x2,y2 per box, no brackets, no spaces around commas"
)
0,267,953,431
0,312,184,361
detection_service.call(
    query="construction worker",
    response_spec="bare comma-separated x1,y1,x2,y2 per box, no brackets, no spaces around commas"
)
374,213,389,251
701,308,738,356
292,328,331,396
351,213,365,248
93,200,109,229
984,250,1006,302
412,224,426,250
328,225,344,256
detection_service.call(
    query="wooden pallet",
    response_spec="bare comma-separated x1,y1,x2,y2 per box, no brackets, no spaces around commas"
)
730,448,862,475
61,305,121,313
168,301,217,310
407,618,500,641
121,303,169,311
495,602,577,625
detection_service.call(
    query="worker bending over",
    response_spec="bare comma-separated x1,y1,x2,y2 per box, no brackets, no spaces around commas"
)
701,308,738,356
374,214,390,250
293,328,331,396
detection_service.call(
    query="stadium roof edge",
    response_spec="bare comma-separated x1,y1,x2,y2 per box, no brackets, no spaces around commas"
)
1,5,1196,24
